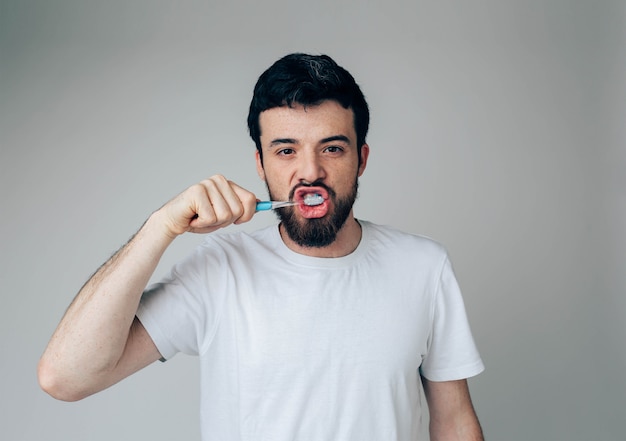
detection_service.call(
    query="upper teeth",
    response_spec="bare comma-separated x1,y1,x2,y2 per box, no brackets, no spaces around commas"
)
303,193,324,206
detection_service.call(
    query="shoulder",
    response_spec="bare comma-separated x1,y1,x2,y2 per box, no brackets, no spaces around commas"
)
201,225,273,246
192,225,279,261
159,225,279,282
361,220,448,261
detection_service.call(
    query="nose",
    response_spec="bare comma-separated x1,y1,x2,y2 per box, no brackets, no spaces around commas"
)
296,150,326,184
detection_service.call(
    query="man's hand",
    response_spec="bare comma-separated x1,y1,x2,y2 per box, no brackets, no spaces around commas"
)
159,175,258,238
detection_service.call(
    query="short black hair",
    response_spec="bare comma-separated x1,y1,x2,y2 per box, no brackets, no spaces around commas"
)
247,53,369,161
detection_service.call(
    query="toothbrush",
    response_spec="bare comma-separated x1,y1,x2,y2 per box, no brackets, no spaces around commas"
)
256,193,324,211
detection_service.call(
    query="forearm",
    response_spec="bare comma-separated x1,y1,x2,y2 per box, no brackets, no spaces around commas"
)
38,211,174,398
429,412,484,441
423,378,484,441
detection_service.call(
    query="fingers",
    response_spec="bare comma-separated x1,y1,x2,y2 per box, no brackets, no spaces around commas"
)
230,181,258,225
190,175,257,232
162,175,257,236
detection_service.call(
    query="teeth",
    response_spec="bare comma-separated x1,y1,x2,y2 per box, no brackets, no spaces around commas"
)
303,193,324,206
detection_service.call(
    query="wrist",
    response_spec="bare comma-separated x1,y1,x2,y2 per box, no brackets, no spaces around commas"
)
142,210,181,245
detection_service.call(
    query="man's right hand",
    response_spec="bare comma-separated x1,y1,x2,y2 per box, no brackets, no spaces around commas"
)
158,175,259,238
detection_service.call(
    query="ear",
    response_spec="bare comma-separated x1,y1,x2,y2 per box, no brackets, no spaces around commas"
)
255,151,266,181
357,144,370,177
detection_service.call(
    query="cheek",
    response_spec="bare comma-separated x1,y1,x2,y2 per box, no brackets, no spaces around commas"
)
263,174,289,199
263,163,296,188
337,163,360,185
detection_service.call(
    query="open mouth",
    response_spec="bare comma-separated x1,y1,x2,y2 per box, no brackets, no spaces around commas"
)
294,187,329,203
293,187,330,218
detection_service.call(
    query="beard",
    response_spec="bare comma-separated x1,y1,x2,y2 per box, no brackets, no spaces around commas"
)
270,179,359,248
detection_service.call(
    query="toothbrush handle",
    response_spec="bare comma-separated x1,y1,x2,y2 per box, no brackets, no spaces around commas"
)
256,201,274,211
256,201,297,211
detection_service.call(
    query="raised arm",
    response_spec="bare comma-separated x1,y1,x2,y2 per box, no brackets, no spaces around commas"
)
422,377,484,441
38,175,257,401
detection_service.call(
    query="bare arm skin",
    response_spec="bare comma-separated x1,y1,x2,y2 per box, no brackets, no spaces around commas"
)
422,377,484,441
38,176,257,401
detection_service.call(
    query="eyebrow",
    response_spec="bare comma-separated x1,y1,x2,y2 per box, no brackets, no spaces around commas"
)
269,138,297,147
320,135,351,144
268,135,351,148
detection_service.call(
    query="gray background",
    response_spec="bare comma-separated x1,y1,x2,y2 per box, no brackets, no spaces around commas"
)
1,1,624,440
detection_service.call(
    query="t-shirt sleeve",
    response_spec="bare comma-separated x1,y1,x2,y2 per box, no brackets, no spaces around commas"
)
136,242,226,361
419,255,485,381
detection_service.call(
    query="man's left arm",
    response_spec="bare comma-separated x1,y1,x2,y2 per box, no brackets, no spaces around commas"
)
422,377,484,441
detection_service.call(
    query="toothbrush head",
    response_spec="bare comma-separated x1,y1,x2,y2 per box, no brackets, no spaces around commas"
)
303,193,324,206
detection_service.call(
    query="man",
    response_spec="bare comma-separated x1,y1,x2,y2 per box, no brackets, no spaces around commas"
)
39,53,485,440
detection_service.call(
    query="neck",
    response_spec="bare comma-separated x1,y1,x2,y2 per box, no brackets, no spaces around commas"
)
279,213,362,258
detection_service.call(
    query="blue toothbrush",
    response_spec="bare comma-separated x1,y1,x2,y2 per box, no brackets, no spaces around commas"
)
256,193,324,212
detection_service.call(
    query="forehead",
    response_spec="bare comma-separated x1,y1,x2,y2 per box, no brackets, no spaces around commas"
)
258,100,356,144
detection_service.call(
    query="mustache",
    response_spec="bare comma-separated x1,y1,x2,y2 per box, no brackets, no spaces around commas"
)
288,180,336,200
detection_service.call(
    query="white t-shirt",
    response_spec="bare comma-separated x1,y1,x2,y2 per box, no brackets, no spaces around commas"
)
137,221,484,441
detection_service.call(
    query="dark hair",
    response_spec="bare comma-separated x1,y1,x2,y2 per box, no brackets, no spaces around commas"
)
247,53,369,161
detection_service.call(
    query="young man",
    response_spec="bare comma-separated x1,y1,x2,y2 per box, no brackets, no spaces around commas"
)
39,53,485,440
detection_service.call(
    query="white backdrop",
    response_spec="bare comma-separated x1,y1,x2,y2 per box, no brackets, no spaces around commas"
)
1,1,624,440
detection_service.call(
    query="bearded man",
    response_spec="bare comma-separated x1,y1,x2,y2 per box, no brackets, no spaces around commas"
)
39,53,485,441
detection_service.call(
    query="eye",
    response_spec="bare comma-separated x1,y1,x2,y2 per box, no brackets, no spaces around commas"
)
277,148,295,156
324,145,344,154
